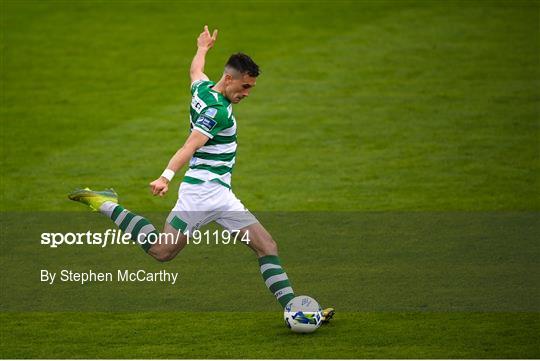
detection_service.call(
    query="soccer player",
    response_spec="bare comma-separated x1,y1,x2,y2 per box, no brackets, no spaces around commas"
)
69,26,333,322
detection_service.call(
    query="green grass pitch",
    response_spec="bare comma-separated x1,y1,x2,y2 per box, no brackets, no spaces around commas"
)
1,0,539,358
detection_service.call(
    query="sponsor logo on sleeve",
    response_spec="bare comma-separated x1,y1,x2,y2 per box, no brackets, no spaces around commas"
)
204,107,218,118
195,116,217,132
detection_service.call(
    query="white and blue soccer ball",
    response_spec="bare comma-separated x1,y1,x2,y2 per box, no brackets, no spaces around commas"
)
283,295,323,333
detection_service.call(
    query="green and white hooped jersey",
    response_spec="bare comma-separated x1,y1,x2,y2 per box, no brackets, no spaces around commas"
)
184,80,237,189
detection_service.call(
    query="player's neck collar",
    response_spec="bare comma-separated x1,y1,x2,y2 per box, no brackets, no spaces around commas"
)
209,85,231,105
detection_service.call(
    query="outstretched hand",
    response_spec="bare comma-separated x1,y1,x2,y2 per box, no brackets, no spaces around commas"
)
149,177,169,197
197,25,218,50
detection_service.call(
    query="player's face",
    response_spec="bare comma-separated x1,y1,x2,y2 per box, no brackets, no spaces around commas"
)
225,73,256,104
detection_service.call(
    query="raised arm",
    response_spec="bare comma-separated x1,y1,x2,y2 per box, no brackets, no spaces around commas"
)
190,25,218,83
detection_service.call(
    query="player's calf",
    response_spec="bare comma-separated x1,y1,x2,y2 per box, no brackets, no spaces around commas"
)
241,222,278,257
240,222,294,308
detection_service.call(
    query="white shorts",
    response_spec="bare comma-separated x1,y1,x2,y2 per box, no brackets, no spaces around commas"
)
166,181,258,234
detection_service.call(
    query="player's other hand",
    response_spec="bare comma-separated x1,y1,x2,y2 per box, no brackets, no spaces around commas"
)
197,25,218,50
150,178,169,197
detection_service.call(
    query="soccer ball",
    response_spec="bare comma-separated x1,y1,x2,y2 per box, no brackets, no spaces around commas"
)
283,295,323,333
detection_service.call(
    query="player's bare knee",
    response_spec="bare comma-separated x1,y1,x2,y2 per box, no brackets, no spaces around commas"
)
149,247,175,262
154,251,175,262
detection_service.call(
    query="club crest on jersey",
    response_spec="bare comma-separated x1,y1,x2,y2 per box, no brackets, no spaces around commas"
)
196,116,217,131
204,107,218,118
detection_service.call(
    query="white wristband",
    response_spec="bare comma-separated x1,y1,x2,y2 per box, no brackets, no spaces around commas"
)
161,169,175,182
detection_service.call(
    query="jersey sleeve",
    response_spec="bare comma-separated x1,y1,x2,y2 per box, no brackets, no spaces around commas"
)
190,79,211,95
192,106,229,138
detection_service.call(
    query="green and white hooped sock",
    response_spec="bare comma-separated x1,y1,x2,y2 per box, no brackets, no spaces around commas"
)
99,201,158,252
259,255,295,308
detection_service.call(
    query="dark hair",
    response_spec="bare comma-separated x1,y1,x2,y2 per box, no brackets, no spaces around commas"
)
226,53,260,77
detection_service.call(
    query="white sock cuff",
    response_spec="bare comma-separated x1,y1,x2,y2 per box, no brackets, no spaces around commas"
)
99,201,118,217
